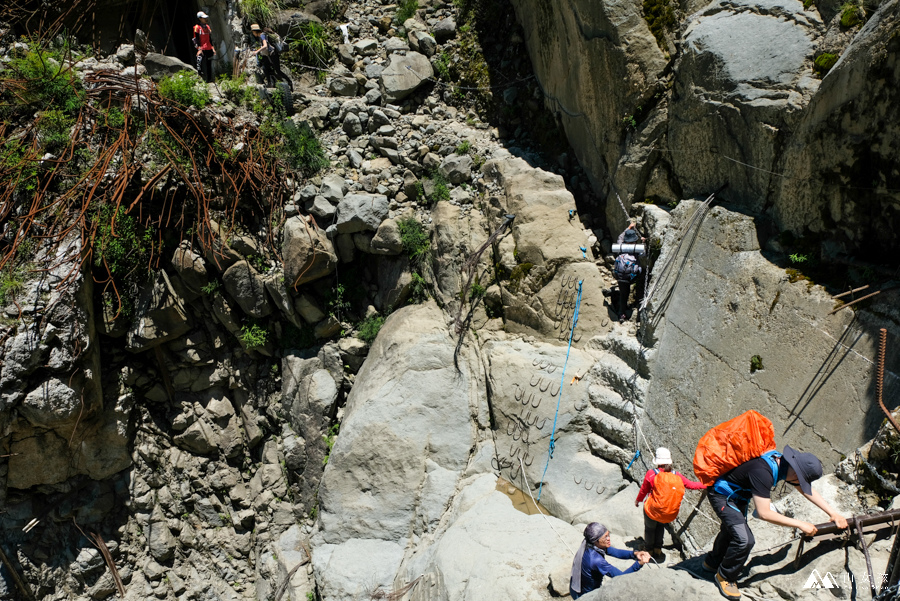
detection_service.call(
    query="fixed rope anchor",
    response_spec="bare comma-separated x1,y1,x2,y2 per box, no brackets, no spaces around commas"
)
627,450,641,470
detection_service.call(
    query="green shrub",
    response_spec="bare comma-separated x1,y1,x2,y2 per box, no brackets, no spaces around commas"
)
240,0,280,25
0,267,24,305
7,49,85,113
201,280,220,295
326,283,351,320
750,355,764,373
289,22,333,70
642,0,675,50
322,423,340,465
218,73,255,105
357,315,385,343
434,52,452,80
397,218,431,266
455,140,471,155
98,107,126,131
396,0,419,24
426,170,451,204
814,53,838,74
93,205,152,277
0,140,39,193
279,120,329,174
37,109,74,154
789,252,809,264
840,2,862,26
469,282,485,301
158,71,211,108
240,323,268,349
409,272,428,304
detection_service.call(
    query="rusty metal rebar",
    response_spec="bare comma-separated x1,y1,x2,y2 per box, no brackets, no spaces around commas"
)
875,328,899,435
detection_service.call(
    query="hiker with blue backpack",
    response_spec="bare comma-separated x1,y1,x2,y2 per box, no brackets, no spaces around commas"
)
250,24,293,90
613,223,644,323
694,411,849,600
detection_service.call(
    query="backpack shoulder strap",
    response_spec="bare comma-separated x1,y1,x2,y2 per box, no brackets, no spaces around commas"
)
761,450,782,485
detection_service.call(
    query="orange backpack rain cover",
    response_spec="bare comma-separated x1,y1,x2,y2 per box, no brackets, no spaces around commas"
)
644,471,685,524
692,410,776,487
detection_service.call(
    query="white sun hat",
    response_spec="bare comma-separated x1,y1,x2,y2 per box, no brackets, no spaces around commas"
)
654,447,673,466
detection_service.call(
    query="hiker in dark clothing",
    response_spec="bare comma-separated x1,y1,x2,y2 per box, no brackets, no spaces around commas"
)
704,447,848,600
613,222,644,323
193,11,216,83
569,522,650,599
250,24,293,90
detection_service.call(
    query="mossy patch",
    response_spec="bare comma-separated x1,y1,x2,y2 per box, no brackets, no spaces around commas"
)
642,0,676,51
508,262,533,293
814,53,838,75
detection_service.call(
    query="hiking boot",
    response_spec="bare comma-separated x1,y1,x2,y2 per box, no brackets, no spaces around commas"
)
715,572,741,599
651,548,666,563
702,560,715,572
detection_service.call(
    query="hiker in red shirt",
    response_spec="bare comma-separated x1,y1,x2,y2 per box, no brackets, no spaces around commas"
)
193,11,216,82
634,447,705,563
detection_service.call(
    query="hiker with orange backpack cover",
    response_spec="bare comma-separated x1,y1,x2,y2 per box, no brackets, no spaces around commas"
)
694,411,848,600
634,447,706,563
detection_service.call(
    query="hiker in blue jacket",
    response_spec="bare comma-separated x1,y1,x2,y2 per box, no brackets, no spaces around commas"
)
570,522,650,599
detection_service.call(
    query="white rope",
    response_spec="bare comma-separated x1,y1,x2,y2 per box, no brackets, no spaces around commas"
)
518,456,576,555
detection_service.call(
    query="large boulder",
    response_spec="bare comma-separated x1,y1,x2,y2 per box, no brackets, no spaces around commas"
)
396,474,579,601
283,217,338,287
171,244,209,295
379,52,434,103
668,0,821,210
311,302,488,599
439,154,473,185
223,260,273,319
142,53,195,79
334,194,389,234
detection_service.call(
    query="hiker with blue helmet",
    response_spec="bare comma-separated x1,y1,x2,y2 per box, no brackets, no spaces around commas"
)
613,223,644,323
569,522,650,599
704,446,848,600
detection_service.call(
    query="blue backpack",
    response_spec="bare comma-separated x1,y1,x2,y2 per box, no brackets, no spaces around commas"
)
712,450,782,512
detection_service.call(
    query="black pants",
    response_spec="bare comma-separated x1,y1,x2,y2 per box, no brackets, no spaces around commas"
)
617,279,631,316
706,490,755,581
260,53,292,90
644,512,665,549
196,49,214,82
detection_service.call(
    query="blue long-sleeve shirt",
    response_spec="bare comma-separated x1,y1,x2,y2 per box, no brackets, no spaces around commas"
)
570,546,642,599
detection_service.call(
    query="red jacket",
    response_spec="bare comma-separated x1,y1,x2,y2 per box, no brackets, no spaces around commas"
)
635,468,705,503
193,23,213,51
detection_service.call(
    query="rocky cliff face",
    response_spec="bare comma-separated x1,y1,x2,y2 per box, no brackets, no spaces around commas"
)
2,0,900,598
510,0,900,256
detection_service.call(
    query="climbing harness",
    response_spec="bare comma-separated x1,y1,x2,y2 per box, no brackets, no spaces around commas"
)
537,279,583,502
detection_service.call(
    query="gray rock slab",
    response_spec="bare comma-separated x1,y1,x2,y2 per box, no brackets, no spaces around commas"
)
315,302,484,545
334,193,390,234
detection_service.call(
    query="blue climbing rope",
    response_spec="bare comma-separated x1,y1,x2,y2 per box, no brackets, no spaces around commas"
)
537,279,583,502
